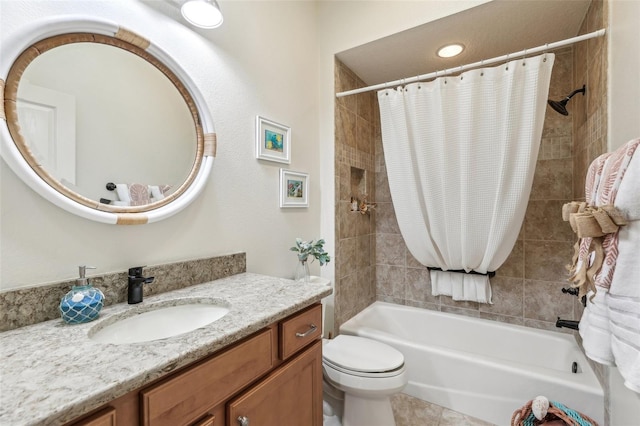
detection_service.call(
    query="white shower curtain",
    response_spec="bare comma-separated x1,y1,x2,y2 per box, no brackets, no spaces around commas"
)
378,54,554,300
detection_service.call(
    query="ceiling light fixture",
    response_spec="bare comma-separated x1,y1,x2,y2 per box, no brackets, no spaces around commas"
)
437,44,464,58
181,0,224,29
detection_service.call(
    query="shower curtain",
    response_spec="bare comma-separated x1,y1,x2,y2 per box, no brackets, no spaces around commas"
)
378,54,554,301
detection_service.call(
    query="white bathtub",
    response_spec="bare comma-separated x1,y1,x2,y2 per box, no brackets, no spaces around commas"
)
339,302,604,425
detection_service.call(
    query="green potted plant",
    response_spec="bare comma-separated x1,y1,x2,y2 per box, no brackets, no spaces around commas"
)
290,238,330,283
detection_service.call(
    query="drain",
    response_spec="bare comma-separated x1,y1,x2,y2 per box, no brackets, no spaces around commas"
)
572,362,578,373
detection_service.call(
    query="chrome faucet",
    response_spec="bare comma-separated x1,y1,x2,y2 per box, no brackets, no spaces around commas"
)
127,266,154,304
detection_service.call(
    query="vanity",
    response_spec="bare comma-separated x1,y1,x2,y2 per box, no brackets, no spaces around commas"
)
0,273,331,425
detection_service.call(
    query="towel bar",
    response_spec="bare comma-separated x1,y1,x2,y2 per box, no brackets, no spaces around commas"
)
427,267,496,278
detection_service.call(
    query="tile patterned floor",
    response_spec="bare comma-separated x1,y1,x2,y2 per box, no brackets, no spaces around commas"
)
392,393,497,426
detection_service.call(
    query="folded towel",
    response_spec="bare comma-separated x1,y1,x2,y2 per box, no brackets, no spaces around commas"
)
430,270,492,304
149,185,165,202
115,184,131,206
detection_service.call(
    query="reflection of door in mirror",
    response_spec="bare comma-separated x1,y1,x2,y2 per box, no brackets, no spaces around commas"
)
17,81,77,185
17,42,197,204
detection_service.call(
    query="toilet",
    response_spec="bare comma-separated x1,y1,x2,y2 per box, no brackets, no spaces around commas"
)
322,335,407,426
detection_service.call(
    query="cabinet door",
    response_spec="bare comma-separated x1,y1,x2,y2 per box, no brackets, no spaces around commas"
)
227,340,322,426
72,407,116,426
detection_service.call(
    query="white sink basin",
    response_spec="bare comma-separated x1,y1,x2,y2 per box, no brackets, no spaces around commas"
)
89,301,230,345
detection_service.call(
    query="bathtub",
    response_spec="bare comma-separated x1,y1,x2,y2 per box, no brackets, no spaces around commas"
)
339,302,604,425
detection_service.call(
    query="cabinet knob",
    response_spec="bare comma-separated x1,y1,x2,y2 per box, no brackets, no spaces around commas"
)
237,416,250,426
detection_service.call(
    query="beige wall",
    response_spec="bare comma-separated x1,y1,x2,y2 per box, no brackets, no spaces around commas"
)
608,0,640,150
1,1,320,289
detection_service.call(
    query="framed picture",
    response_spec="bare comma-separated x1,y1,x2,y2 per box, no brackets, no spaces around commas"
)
256,116,290,164
279,169,308,208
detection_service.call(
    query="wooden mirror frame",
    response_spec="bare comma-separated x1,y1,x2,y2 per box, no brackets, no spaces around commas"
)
0,17,216,225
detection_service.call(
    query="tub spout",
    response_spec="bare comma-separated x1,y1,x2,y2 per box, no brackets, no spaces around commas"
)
556,317,579,330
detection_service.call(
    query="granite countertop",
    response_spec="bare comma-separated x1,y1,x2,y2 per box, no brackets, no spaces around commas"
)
0,273,332,426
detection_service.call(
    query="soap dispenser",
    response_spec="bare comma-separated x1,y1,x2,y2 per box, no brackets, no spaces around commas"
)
59,266,105,324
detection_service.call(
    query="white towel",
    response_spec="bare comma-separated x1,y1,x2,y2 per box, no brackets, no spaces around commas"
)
579,291,615,365
606,140,640,392
430,270,492,304
115,183,131,205
149,185,165,202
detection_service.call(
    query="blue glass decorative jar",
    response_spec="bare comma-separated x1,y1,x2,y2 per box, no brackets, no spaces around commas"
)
59,266,104,324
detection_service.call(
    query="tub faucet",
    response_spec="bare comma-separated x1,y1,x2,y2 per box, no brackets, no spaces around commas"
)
128,266,154,304
556,317,579,330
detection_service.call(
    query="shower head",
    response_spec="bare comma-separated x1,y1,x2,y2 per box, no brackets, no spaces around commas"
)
547,85,586,116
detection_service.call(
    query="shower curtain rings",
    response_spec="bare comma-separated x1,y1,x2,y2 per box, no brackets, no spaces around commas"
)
480,60,484,77
543,43,548,62
522,49,527,66
506,53,510,71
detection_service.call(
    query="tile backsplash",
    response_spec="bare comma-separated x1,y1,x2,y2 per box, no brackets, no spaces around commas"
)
0,253,246,332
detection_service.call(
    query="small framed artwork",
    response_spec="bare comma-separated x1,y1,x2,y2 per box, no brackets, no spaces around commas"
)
279,169,308,208
256,116,290,164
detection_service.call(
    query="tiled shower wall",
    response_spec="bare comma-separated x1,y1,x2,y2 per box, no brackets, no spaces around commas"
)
333,60,378,336
571,0,610,419
334,0,608,335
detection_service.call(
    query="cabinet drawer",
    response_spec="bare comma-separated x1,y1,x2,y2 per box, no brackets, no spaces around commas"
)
279,304,322,360
141,329,273,426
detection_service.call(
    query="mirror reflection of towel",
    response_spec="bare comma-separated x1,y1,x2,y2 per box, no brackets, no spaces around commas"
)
114,183,171,206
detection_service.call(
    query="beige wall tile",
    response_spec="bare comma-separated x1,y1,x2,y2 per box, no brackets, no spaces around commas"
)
405,267,438,304
376,233,406,266
524,199,575,242
376,264,406,299
530,158,573,200
524,279,574,322
496,240,523,278
479,276,524,317
524,240,573,281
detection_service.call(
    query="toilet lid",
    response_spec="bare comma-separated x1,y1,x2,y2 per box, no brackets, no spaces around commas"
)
322,335,404,373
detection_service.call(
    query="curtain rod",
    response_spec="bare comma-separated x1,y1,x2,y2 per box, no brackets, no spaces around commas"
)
336,28,606,98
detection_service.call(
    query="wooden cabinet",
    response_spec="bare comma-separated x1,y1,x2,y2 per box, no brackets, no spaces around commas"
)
68,304,322,426
141,328,273,426
73,407,116,426
227,340,322,426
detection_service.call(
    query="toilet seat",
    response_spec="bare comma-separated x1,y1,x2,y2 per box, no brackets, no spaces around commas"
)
322,335,404,377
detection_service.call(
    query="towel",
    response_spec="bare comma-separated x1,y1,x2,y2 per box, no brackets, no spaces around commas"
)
115,184,131,206
430,270,492,304
579,290,615,365
579,138,640,393
566,139,640,297
605,139,640,392
114,184,172,206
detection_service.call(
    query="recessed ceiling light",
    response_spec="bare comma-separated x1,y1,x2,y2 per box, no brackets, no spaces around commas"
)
437,44,464,58
181,0,224,29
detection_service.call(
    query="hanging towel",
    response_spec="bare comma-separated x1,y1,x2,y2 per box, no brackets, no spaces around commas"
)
114,183,171,206
579,290,615,365
605,138,640,393
430,270,492,304
577,138,640,394
565,139,640,297
115,183,132,206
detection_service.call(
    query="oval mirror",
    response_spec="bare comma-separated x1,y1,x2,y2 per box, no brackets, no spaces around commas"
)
0,18,216,224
